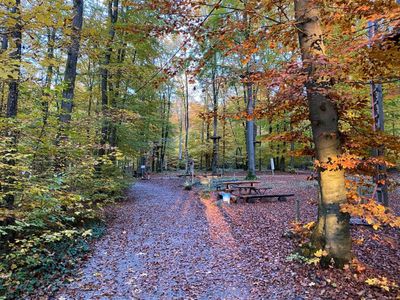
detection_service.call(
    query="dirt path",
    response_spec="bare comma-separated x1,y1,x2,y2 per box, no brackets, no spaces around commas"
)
54,175,400,300
56,178,276,300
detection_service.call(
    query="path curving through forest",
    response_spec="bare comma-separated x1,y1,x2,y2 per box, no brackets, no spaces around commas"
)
56,177,277,299
54,175,400,300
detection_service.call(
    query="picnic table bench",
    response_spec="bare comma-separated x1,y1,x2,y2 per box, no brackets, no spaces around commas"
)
241,193,295,203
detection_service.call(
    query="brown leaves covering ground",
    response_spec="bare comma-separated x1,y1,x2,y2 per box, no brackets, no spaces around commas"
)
53,173,399,300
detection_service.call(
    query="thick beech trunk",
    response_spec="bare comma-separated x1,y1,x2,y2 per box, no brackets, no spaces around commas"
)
295,0,351,266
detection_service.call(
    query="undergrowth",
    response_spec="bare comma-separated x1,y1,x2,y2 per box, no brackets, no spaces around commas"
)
0,134,132,299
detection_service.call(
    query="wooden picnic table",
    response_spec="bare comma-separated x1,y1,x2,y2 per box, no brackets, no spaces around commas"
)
221,180,260,190
232,185,272,195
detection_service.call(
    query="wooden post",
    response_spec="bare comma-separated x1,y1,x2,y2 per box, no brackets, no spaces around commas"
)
295,198,300,222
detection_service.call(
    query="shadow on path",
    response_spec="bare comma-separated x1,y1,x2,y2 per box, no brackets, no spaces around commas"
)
55,178,254,299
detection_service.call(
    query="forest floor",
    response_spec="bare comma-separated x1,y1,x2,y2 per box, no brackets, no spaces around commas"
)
52,173,399,300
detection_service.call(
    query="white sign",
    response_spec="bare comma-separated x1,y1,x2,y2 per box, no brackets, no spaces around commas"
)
270,158,275,170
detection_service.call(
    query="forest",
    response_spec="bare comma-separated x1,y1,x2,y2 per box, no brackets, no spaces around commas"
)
0,0,399,299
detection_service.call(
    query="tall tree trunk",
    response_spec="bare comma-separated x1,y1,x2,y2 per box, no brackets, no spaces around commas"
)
368,21,388,206
87,60,94,116
33,27,56,168
160,85,171,171
222,96,227,173
178,101,183,164
290,122,295,168
211,54,219,175
6,0,22,118
245,79,256,178
38,28,56,141
295,0,351,267
200,96,206,170
159,93,166,172
99,0,119,157
184,72,190,173
59,0,83,123
55,0,83,172
258,125,262,171
0,24,9,115
109,41,125,151
2,0,21,209
243,3,256,178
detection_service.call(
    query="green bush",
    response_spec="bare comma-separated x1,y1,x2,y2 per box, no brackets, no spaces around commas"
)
0,146,131,299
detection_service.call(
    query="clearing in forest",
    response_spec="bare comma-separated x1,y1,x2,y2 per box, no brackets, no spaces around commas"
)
55,174,400,300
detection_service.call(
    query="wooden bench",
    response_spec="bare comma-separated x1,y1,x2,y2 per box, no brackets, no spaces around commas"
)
241,193,295,203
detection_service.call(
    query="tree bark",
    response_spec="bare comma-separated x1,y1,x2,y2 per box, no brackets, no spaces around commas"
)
6,0,22,118
160,85,172,171
222,96,227,173
99,0,119,157
178,100,183,164
211,54,219,175
39,28,56,136
245,80,256,178
59,0,83,123
0,23,9,115
295,0,352,267
2,0,22,209
368,21,389,207
184,72,190,173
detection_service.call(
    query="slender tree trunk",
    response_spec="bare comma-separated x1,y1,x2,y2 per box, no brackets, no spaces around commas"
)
38,28,56,141
295,0,351,267
178,100,183,165
211,55,219,175
258,125,262,171
200,97,206,170
59,0,83,123
246,79,256,178
222,96,227,173
205,93,210,170
184,72,189,173
6,0,22,118
160,86,171,171
159,93,166,172
2,0,21,209
0,25,8,115
55,0,83,172
99,0,119,157
290,122,295,168
109,42,125,151
368,21,388,206
87,60,94,116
